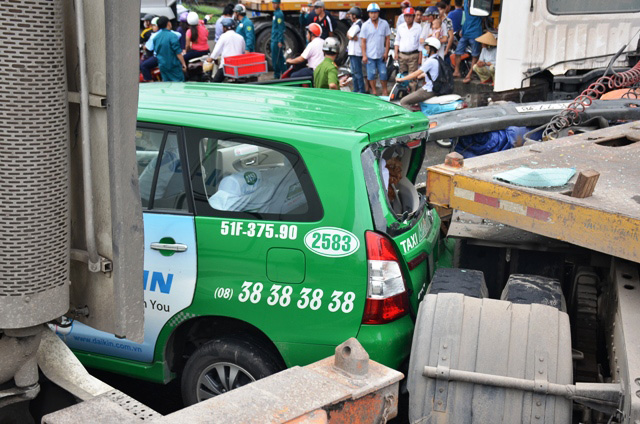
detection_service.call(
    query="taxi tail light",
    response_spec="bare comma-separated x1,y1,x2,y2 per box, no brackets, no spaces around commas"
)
362,231,410,325
407,139,422,149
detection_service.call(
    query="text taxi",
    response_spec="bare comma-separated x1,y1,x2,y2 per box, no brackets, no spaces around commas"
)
55,83,445,405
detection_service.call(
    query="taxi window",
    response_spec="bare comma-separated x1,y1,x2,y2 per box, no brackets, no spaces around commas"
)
185,129,322,222
136,127,188,212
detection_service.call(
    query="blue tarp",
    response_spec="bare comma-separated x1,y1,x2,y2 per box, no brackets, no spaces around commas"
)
454,126,541,158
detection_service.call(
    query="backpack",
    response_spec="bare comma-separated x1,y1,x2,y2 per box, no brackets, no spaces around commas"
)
426,56,454,95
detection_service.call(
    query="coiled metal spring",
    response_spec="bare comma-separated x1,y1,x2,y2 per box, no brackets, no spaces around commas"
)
543,60,640,140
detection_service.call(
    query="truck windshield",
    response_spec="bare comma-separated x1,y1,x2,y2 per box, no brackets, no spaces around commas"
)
547,0,640,15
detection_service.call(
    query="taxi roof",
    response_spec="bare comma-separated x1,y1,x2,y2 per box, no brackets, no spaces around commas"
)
137,82,424,134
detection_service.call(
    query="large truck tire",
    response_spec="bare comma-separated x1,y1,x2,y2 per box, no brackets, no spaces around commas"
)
501,274,567,312
426,267,488,298
333,19,350,66
255,21,304,70
408,293,573,423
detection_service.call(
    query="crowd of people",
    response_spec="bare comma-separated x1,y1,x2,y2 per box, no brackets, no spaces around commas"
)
139,4,255,82
139,0,497,95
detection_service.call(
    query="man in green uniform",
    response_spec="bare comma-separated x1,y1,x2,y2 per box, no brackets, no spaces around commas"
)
154,16,187,82
314,37,340,89
271,0,286,78
234,4,255,53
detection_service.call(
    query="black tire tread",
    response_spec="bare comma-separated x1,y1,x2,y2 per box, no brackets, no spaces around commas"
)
501,274,567,312
427,267,488,298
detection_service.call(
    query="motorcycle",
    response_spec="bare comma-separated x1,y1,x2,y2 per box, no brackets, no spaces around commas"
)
388,73,467,148
338,66,353,92
386,29,399,82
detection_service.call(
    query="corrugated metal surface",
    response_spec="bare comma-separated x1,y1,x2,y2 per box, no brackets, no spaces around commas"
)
0,0,70,328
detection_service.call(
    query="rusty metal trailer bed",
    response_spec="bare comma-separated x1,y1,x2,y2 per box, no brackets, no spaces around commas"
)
427,121,640,263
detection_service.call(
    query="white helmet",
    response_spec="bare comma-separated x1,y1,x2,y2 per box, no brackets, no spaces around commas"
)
367,3,381,12
187,11,199,25
322,37,340,54
424,37,441,51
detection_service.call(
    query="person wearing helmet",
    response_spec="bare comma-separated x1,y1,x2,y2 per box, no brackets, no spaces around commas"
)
208,18,246,82
314,37,340,89
271,0,286,78
360,3,391,96
454,0,482,83
300,1,315,29
184,11,210,62
396,0,410,28
311,1,334,39
346,6,365,93
419,6,440,46
395,7,421,91
152,16,187,82
286,23,324,78
397,37,440,108
234,4,255,52
140,13,156,45
176,11,190,50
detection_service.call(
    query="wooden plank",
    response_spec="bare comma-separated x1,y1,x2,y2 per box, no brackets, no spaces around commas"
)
571,170,600,199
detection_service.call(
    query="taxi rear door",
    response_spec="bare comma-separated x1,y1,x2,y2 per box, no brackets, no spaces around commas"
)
183,127,365,354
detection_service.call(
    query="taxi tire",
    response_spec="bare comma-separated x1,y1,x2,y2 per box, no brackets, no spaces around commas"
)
181,336,282,406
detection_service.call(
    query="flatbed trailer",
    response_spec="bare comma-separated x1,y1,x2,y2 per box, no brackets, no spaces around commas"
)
427,121,640,262
407,121,640,423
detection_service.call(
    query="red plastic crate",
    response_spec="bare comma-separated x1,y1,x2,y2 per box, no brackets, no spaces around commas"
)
224,53,267,77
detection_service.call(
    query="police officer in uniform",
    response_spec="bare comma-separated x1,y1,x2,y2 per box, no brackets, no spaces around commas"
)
234,4,255,53
271,0,286,78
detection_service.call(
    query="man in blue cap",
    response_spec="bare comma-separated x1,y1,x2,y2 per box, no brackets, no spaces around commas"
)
271,0,286,78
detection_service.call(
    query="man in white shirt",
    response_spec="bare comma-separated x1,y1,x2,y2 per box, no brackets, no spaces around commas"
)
286,23,324,79
394,7,421,91
397,37,440,108
346,7,366,93
361,3,391,96
208,18,246,82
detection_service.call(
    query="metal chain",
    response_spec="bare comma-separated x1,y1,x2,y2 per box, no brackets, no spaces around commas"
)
380,393,395,424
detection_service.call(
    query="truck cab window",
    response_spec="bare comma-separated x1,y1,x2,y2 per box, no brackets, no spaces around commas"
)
136,128,188,212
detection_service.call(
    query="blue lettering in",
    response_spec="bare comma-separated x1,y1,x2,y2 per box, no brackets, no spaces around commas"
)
143,270,173,294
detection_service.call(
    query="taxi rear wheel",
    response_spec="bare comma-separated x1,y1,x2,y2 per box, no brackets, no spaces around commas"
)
181,336,282,406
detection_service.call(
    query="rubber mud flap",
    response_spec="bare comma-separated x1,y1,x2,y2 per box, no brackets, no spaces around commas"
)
408,293,572,423
426,268,488,298
501,274,567,312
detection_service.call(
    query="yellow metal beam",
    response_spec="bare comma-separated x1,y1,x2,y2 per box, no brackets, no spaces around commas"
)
445,175,640,262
